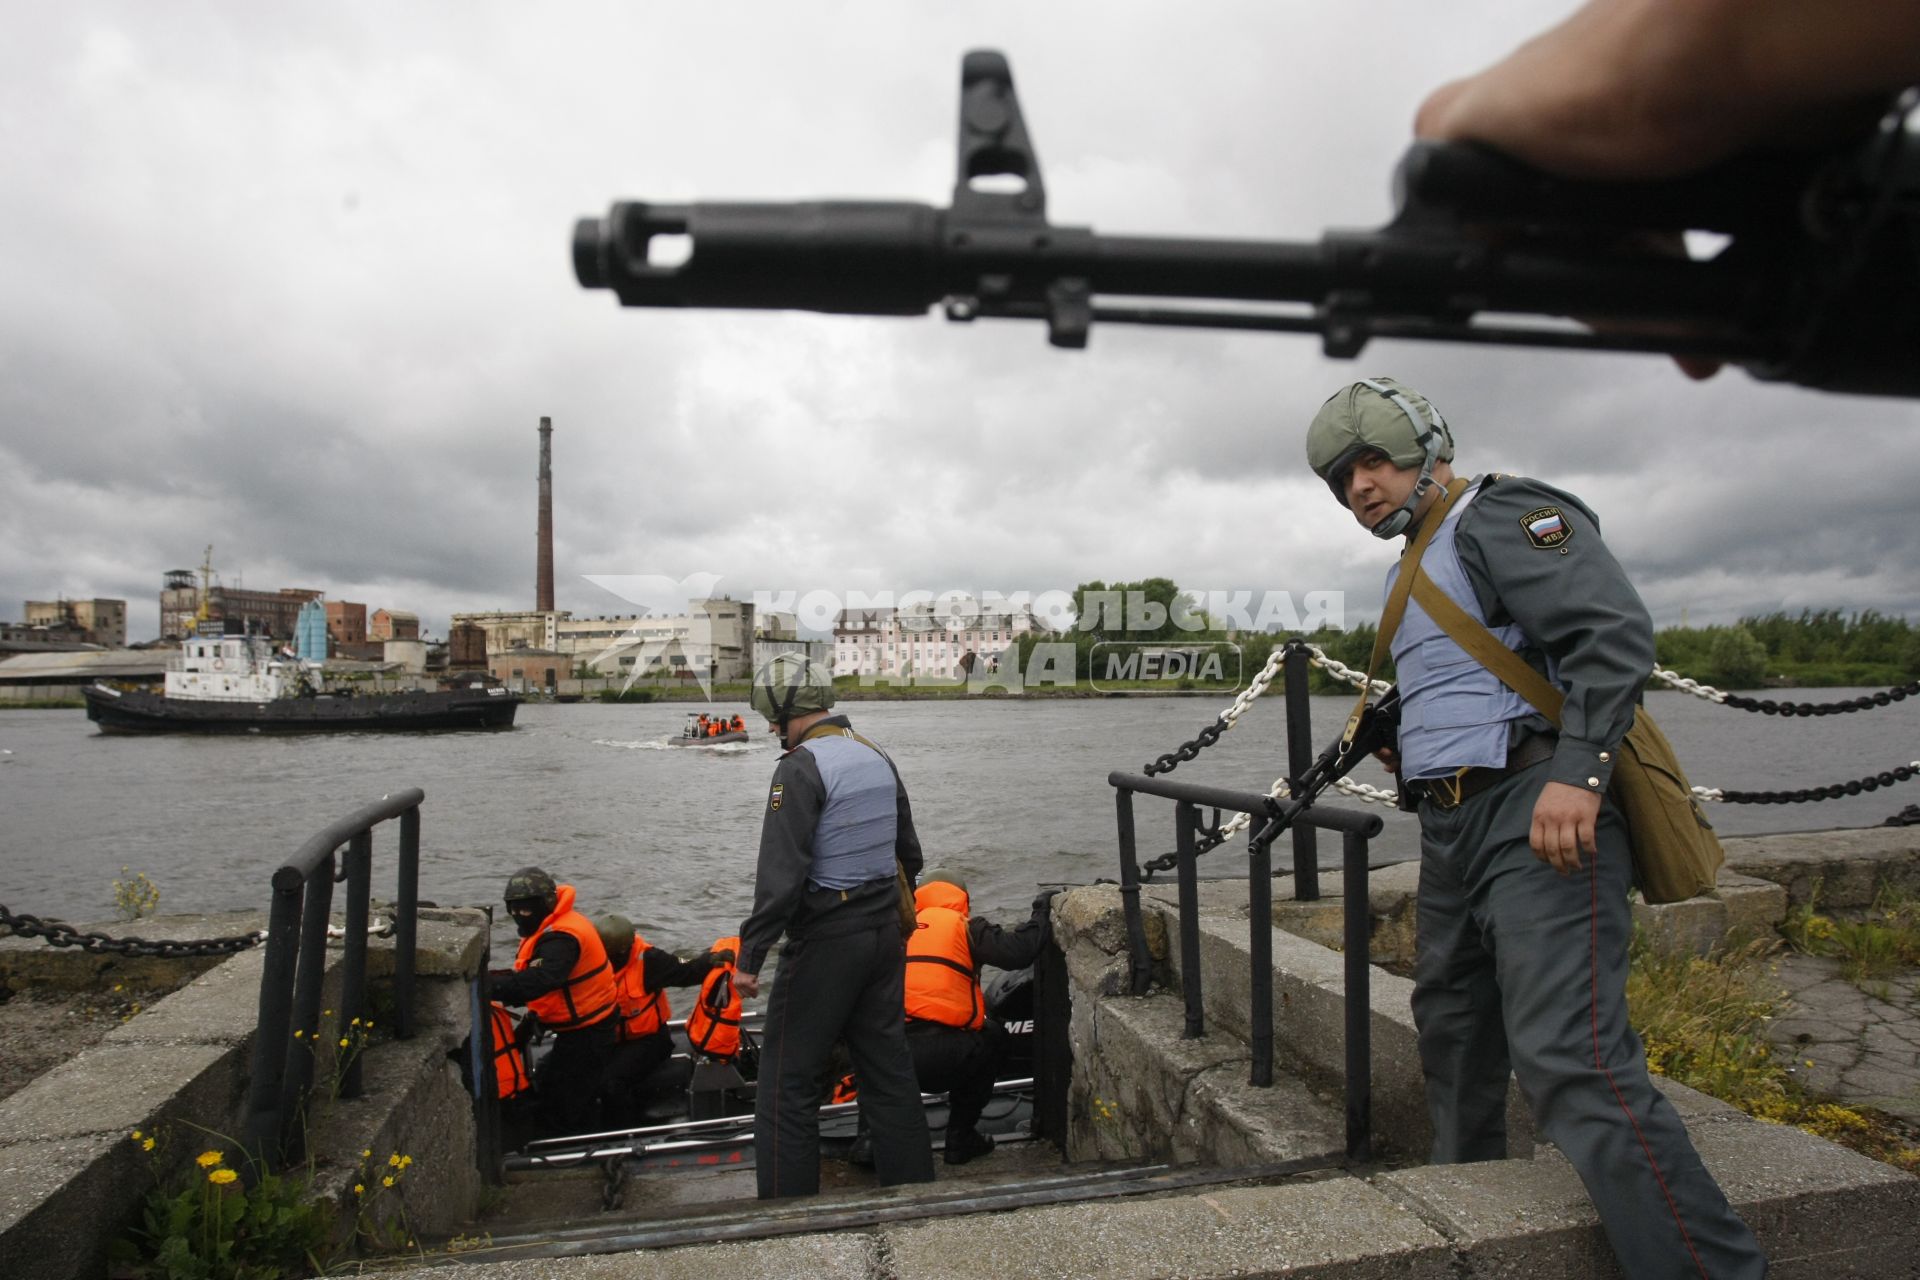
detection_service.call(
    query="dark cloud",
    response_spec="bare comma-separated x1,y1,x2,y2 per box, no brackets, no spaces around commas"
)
4,2,1916,647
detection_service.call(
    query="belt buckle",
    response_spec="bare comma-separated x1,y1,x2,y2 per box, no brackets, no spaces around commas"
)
1428,768,1469,810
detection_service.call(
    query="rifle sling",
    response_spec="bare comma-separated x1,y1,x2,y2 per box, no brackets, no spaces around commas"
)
1343,477,1470,746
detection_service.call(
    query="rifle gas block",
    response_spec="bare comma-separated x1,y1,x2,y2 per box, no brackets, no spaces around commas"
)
574,52,1920,398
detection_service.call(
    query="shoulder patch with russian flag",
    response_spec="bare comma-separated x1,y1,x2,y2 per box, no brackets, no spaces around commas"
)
1520,506,1572,549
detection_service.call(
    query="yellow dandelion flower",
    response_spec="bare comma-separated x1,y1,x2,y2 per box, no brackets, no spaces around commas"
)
360,1148,373,1159
351,1017,362,1027
339,1037,350,1048
388,1153,403,1167
382,1175,395,1188
399,1155,413,1169
142,1138,155,1152
208,1168,239,1185
354,1183,364,1196
324,1008,333,1016
130,1129,142,1141
293,1029,303,1039
196,1151,223,1168
114,984,124,993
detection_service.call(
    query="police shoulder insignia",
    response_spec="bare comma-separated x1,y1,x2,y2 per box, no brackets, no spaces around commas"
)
1519,506,1573,550
769,782,784,812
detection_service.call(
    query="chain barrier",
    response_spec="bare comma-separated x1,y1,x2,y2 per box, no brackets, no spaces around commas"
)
1133,645,1920,877
1695,762,1920,805
0,903,264,959
1651,667,1918,714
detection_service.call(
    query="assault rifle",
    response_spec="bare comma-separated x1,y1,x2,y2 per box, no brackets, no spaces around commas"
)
1248,684,1402,856
574,51,1920,397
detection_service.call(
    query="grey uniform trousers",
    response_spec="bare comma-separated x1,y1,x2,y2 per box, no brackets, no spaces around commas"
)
1413,760,1766,1280
754,918,934,1198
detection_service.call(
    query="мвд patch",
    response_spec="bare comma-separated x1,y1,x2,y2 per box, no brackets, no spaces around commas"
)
769,782,784,812
1520,506,1573,550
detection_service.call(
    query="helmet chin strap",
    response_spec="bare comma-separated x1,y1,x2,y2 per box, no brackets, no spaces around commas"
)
1369,460,1438,540
1353,377,1448,540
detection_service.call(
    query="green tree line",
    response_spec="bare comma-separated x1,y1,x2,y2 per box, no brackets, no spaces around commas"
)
1013,583,1916,692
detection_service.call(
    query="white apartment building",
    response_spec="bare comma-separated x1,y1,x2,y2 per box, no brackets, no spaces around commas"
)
832,598,1042,680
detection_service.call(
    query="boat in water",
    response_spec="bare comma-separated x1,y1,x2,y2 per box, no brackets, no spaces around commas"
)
82,631,520,734
667,713,750,746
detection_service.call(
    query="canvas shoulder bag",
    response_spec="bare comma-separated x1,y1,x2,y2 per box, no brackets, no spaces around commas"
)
1407,572,1724,903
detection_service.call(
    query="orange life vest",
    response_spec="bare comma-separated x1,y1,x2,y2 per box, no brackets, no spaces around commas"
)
512,886,617,1032
609,936,671,1041
904,881,984,1030
686,933,743,1059
487,1000,532,1100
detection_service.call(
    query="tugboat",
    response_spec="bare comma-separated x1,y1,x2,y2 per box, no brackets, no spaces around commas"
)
83,630,520,734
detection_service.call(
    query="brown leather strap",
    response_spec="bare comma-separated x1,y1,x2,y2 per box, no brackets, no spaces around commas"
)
1407,573,1565,724
1343,477,1471,747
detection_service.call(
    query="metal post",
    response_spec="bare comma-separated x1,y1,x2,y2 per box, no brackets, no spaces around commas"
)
1248,827,1274,1087
1343,830,1372,1163
396,804,420,1039
1284,644,1321,901
282,852,336,1158
1034,925,1072,1147
470,969,504,1185
338,831,372,1100
1114,787,1152,995
1175,802,1203,1038
242,881,304,1168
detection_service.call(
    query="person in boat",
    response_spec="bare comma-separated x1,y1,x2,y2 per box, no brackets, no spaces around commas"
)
1305,379,1763,1279
593,914,734,1128
734,653,933,1198
730,713,746,734
489,866,619,1135
683,712,701,739
851,872,1058,1167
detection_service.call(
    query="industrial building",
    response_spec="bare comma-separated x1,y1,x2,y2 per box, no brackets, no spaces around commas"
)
23,598,126,648
159,569,321,642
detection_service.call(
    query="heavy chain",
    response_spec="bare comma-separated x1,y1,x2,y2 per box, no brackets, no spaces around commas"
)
1143,642,1385,777
0,903,264,958
1651,668,1917,715
1694,761,1919,805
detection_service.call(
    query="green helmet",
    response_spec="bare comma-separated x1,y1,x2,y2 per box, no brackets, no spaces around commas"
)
593,913,635,966
503,866,557,910
1305,378,1454,532
920,867,968,895
749,653,835,725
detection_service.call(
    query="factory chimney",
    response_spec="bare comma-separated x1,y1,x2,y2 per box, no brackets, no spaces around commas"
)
536,416,555,613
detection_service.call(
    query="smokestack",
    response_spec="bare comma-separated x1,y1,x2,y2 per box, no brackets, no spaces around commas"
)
536,416,555,613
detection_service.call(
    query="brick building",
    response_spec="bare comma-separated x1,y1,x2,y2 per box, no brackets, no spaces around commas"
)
24,598,126,648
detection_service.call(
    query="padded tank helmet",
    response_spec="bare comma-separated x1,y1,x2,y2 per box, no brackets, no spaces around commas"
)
503,866,558,910
593,913,635,967
749,653,835,724
1305,377,1454,539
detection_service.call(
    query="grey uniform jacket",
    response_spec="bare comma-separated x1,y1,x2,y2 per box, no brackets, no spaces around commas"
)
1443,475,1656,795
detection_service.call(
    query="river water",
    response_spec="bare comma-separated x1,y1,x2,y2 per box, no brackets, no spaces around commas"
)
1,692,1914,960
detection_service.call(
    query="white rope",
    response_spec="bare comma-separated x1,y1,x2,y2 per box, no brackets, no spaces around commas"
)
1650,666,1728,703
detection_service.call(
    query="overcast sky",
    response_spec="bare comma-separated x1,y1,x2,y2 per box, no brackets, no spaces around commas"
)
6,1,1918,646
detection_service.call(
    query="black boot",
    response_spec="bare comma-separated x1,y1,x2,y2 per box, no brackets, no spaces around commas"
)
943,1127,994,1165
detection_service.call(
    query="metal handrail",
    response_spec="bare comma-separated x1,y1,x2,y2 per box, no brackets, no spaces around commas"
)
242,789,424,1170
1110,750,1384,1160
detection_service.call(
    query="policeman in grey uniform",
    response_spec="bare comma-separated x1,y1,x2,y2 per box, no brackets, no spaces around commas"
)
734,654,934,1198
1306,379,1766,1280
